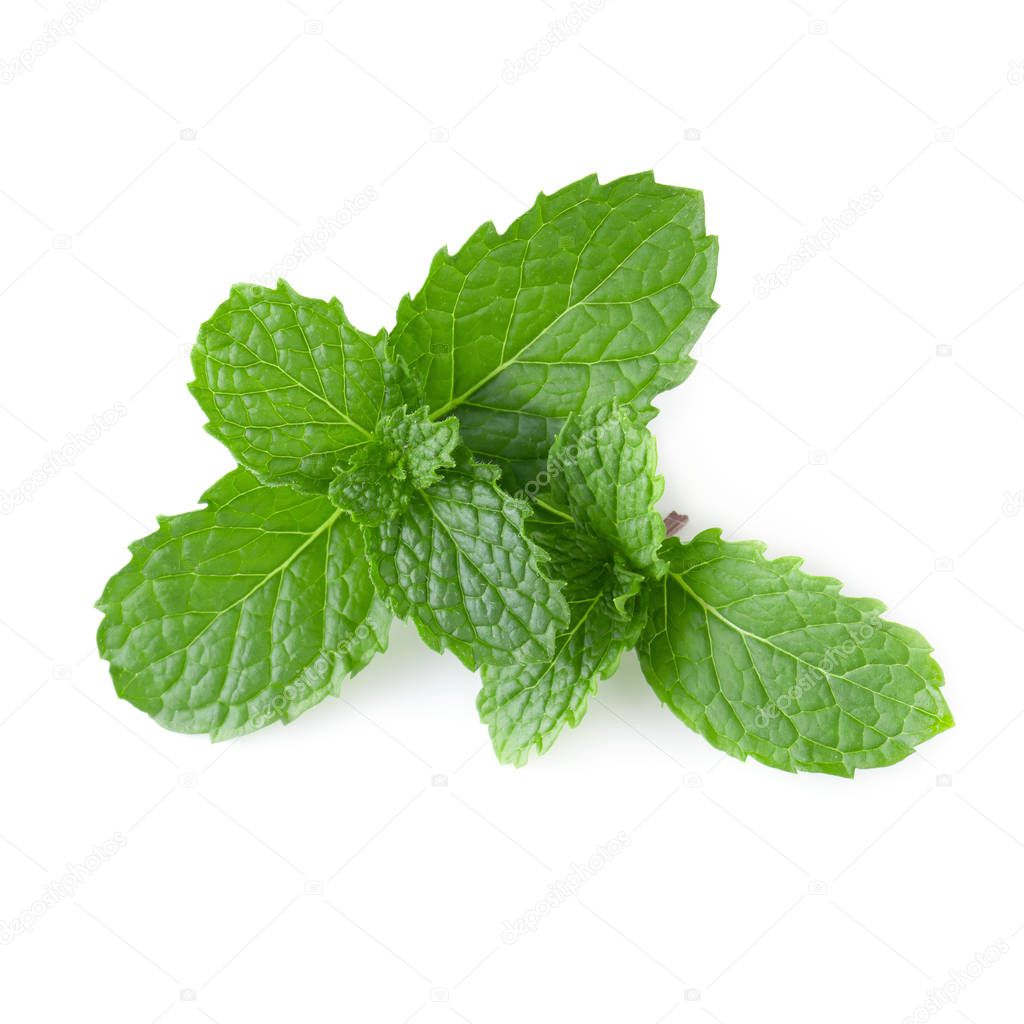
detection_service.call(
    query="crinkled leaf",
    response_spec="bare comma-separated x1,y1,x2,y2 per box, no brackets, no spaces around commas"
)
96,468,390,739
479,417,657,765
479,515,646,765
637,530,953,777
191,281,386,492
389,172,718,486
329,459,407,527
384,407,460,490
329,407,459,525
368,451,568,669
547,402,666,576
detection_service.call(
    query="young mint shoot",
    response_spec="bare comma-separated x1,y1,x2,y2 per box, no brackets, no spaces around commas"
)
96,172,952,774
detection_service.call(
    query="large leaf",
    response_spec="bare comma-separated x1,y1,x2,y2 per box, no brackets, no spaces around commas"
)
368,451,568,669
479,518,646,765
389,172,718,486
191,281,387,492
96,469,390,739
637,531,953,776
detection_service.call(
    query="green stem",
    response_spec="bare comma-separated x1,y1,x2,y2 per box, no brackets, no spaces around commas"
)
534,497,573,522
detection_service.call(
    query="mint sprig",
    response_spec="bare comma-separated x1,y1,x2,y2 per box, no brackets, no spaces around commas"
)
96,171,952,775
477,403,659,763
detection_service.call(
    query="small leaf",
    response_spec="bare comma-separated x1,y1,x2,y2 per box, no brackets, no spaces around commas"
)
191,281,387,492
547,402,666,576
637,530,953,776
368,451,569,669
96,469,390,739
329,407,459,525
479,515,646,765
390,172,718,486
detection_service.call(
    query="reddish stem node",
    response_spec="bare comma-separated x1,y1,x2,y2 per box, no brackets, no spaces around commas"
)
663,511,688,537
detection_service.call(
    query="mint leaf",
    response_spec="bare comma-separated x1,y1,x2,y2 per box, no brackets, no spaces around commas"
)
637,530,953,776
368,450,569,669
329,406,459,525
547,402,667,576
96,468,390,739
390,172,718,485
96,172,952,774
477,406,665,765
191,281,387,492
479,515,646,765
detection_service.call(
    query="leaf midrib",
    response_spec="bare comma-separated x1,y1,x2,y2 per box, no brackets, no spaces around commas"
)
205,315,372,441
667,570,945,721
428,205,699,421
120,508,342,698
419,484,542,660
496,590,604,705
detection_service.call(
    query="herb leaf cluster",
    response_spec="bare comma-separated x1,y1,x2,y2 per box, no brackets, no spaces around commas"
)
97,172,952,774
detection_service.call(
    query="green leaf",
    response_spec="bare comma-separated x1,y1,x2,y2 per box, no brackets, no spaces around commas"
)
329,406,459,525
389,172,718,486
191,281,387,492
96,468,391,739
368,451,569,669
478,408,662,765
637,530,953,777
547,402,666,576
479,515,646,765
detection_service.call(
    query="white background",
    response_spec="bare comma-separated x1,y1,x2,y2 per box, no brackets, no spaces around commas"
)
1,1,1022,1021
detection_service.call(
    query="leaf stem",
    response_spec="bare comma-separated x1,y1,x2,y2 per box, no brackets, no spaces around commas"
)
533,497,574,522
663,511,688,537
